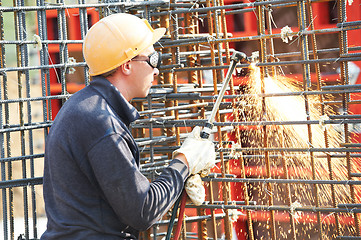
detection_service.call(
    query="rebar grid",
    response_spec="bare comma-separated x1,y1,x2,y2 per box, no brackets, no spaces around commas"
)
0,0,361,239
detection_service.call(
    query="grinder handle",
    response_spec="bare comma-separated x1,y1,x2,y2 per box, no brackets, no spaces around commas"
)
200,51,249,139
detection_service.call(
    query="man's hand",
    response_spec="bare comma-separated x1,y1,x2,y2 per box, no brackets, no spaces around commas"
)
173,126,216,175
185,174,205,205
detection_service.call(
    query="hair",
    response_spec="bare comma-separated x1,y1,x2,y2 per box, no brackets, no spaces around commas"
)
99,67,119,78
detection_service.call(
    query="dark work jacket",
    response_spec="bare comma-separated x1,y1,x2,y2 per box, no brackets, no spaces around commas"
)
41,76,189,240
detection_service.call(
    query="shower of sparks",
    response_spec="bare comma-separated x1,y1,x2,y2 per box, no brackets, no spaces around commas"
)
228,64,360,238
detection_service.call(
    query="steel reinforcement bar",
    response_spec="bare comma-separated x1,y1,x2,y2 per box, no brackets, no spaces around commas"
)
0,0,361,240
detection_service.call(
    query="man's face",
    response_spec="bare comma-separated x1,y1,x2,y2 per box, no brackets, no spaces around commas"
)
128,46,160,98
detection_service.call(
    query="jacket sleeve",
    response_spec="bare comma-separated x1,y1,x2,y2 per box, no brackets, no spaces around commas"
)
86,132,189,230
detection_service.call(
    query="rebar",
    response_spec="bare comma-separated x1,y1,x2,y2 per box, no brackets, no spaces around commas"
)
1,0,361,240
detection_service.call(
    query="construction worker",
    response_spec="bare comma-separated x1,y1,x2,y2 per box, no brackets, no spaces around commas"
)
41,13,215,240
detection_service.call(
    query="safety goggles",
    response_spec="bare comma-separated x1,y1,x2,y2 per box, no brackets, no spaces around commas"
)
132,51,161,69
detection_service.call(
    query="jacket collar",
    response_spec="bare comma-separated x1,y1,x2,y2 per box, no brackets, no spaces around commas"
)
90,76,140,126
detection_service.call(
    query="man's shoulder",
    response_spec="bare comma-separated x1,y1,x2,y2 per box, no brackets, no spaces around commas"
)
49,85,104,133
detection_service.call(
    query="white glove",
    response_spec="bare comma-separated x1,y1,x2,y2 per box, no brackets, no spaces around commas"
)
185,174,205,206
173,126,216,175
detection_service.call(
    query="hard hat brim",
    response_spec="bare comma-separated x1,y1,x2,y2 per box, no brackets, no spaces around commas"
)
114,27,165,72
151,27,166,50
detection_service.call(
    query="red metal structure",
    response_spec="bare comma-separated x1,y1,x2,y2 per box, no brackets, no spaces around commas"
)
43,8,98,119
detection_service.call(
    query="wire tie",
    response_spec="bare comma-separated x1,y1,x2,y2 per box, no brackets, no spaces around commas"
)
189,1,198,11
319,114,329,131
207,35,214,43
307,141,315,148
140,145,146,153
183,119,187,129
66,57,76,74
33,34,42,51
321,212,335,224
155,119,166,125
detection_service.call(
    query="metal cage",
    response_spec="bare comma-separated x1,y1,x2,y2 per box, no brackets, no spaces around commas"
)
0,0,361,239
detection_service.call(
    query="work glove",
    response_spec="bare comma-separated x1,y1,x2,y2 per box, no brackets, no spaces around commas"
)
185,174,205,206
173,126,216,175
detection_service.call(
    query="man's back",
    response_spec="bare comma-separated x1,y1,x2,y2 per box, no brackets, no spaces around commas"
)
41,78,141,239
41,77,189,239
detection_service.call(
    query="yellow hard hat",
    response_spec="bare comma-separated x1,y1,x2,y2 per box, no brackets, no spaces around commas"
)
83,13,166,76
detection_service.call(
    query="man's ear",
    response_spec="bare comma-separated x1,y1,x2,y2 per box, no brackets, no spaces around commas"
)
120,61,132,76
